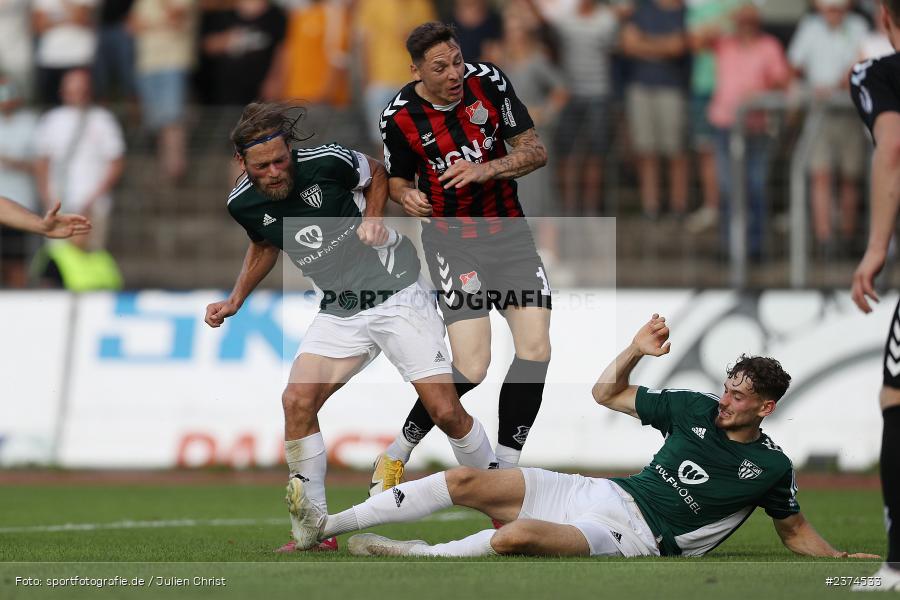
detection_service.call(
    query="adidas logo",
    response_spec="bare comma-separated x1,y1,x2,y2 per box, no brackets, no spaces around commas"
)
692,427,706,440
488,462,500,470
611,531,622,543
393,488,405,508
434,351,446,363
263,213,276,226
293,473,309,483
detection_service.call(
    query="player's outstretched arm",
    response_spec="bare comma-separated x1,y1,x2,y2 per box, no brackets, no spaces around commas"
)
592,314,671,418
438,128,547,189
205,239,279,328
852,112,900,313
0,196,91,238
773,513,880,558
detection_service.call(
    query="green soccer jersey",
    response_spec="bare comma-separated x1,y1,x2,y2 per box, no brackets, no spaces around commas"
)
226,144,420,317
612,387,799,557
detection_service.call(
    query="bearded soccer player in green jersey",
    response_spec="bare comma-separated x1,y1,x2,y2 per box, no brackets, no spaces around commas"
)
287,313,879,559
204,102,497,553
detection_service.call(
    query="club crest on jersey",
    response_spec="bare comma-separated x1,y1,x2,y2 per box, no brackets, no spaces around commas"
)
300,184,323,208
465,100,488,125
738,459,763,480
459,271,481,294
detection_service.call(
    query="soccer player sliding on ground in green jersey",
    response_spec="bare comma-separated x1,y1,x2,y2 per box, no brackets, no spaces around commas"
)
288,313,881,559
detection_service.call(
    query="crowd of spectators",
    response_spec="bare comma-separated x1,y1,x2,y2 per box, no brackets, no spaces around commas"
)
0,0,895,288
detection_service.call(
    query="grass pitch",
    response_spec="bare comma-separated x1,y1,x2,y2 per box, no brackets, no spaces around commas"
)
0,479,887,599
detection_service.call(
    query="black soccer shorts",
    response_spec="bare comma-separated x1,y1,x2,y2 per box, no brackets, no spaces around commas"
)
421,219,552,325
885,296,900,389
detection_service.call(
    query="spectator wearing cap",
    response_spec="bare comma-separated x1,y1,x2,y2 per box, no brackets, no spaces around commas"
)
788,0,869,252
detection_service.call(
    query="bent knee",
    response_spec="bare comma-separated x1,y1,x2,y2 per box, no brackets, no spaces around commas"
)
489,524,537,555
445,466,481,498
454,358,490,384
281,387,318,420
515,340,551,362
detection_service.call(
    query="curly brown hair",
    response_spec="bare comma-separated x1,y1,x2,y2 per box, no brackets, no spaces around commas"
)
726,354,791,403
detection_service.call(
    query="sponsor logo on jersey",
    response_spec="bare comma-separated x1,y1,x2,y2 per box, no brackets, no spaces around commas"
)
459,271,481,294
512,425,531,446
653,463,703,514
393,488,406,508
263,213,276,226
678,460,710,485
295,225,324,249
294,222,357,267
502,97,517,128
692,427,706,439
465,100,488,125
738,459,763,480
300,184,323,208
427,139,488,173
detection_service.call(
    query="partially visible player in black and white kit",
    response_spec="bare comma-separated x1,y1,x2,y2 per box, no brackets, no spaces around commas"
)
849,0,900,590
370,22,552,496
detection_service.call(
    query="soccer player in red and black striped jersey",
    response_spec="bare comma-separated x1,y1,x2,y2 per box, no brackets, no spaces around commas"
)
370,22,553,494
848,0,900,589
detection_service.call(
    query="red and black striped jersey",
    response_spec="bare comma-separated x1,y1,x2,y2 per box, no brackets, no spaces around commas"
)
380,62,535,227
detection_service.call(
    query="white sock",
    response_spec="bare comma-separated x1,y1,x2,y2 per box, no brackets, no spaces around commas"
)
385,434,416,463
285,433,328,510
448,418,497,468
495,444,521,469
322,508,359,539
411,529,497,557
337,472,452,533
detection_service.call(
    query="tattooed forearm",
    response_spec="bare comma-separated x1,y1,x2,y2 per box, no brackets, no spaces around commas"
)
485,129,547,180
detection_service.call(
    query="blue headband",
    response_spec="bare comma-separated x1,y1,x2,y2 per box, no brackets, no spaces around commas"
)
238,130,287,152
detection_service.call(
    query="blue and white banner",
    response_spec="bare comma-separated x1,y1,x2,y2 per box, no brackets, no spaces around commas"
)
0,289,889,471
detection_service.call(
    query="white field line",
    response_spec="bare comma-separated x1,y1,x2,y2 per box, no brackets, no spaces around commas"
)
0,511,477,534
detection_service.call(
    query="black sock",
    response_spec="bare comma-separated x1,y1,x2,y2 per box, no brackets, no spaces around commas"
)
497,357,549,451
884,405,900,568
401,366,477,444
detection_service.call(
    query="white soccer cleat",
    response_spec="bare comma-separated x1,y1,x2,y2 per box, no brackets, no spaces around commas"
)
348,533,429,557
851,564,900,592
285,475,326,550
369,453,405,497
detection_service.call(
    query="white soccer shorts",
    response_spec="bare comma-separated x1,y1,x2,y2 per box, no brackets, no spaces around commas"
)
518,467,660,557
297,279,453,382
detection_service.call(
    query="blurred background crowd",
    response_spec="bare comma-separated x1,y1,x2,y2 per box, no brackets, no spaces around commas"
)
0,0,892,290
